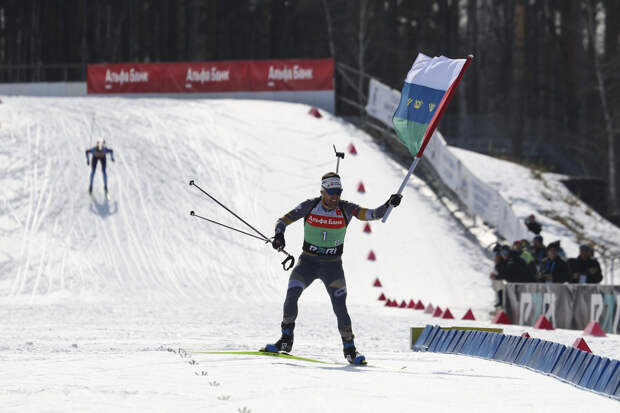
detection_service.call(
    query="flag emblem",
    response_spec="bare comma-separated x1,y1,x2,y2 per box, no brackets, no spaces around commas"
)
392,53,468,157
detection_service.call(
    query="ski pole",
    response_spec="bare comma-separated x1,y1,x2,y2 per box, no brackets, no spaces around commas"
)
190,211,295,270
89,112,96,146
189,180,296,271
190,211,269,242
333,145,345,173
189,180,271,241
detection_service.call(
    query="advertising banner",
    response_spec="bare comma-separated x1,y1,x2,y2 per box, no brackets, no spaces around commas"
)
365,79,401,127
464,171,500,226
504,283,620,333
87,59,334,94
247,59,334,92
87,63,166,94
173,61,248,93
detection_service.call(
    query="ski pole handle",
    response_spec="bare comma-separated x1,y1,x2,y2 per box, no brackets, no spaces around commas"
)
281,254,295,271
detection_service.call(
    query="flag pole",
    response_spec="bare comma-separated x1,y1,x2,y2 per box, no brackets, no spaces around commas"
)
382,54,473,223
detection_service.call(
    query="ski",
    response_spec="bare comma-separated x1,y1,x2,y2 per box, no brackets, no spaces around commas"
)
193,350,332,365
190,349,407,370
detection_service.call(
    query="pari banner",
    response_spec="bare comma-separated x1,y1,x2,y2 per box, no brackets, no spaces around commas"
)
87,59,334,94
504,283,620,333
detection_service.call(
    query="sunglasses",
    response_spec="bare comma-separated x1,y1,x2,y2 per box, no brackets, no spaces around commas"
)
324,188,342,195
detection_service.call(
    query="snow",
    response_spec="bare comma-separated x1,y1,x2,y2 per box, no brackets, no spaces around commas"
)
451,147,620,284
0,96,618,412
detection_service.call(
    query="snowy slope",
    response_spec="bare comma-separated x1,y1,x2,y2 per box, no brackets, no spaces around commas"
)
0,97,493,310
1,97,618,412
451,147,620,283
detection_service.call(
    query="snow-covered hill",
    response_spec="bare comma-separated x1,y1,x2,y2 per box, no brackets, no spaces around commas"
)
452,147,620,284
0,97,618,412
0,96,493,310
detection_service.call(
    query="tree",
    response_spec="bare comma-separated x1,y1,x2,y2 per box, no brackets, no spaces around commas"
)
586,0,618,215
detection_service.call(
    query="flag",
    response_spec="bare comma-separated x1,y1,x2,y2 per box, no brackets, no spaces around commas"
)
392,53,469,157
382,53,471,223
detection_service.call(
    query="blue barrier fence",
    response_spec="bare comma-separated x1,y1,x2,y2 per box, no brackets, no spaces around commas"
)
412,325,620,401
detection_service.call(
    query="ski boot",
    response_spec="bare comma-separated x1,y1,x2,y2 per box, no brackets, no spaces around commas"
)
343,337,366,365
262,322,294,353
88,185,93,195
104,186,110,200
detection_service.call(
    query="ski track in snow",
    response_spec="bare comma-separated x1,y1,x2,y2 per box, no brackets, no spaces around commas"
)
0,97,618,412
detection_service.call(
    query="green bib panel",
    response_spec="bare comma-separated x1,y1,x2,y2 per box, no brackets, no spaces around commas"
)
302,203,348,256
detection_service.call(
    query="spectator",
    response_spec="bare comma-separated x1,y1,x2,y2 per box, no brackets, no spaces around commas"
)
490,244,505,308
540,243,570,283
514,239,537,276
490,243,536,307
525,214,542,235
531,235,547,268
586,247,604,283
547,240,567,260
568,245,603,284
498,244,534,283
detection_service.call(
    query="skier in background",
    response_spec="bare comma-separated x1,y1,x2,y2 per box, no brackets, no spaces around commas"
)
263,172,402,365
85,137,115,197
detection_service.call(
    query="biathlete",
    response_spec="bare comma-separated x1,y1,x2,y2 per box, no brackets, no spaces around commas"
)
85,137,115,196
263,172,402,365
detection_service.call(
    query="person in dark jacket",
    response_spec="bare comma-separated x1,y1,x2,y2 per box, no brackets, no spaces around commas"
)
525,214,542,235
546,240,567,260
490,244,506,307
540,243,570,283
85,137,115,196
568,245,603,284
514,239,537,277
531,235,546,268
490,244,534,307
264,172,402,365
498,245,534,283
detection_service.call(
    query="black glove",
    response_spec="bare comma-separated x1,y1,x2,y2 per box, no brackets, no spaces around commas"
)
272,232,285,250
386,194,402,207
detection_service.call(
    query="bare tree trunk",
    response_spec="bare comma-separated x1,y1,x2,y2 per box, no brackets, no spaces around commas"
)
177,0,186,60
511,0,525,160
586,0,618,215
320,0,336,59
105,3,111,60
320,0,337,114
358,0,369,118
30,2,39,80
81,2,87,77
205,0,217,60
467,0,479,134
